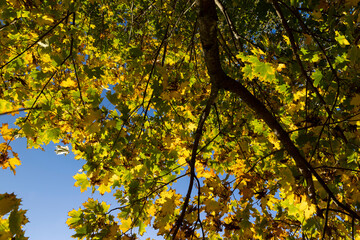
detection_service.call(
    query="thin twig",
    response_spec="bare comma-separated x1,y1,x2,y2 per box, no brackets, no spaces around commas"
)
70,11,85,108
23,36,74,123
352,217,355,240
214,0,264,52
314,166,360,173
0,12,73,70
72,58,85,107
322,197,331,240
0,107,41,116
141,24,169,108
106,173,187,215
0,18,18,32
272,0,320,204
194,175,205,240
170,84,218,239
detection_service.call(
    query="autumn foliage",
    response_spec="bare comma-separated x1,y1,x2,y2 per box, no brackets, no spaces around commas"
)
1,0,360,239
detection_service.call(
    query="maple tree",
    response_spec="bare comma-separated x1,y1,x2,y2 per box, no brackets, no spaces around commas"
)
1,0,360,239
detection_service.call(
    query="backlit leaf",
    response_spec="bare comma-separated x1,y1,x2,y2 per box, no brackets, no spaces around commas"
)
74,173,90,192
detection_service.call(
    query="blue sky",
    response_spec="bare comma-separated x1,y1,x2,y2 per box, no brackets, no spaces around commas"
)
0,114,118,239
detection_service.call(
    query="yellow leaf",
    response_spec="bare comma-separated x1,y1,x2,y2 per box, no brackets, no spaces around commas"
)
203,198,222,213
156,189,181,216
119,217,132,232
60,78,77,88
197,168,215,179
188,122,197,131
37,15,54,25
283,35,290,45
41,54,52,63
1,124,13,141
0,99,13,113
7,157,21,171
88,122,101,134
230,159,245,178
276,63,286,72
268,132,280,149
74,173,90,192
161,92,171,100
164,135,172,147
0,230,12,240
147,205,157,216
312,10,322,19
304,34,312,45
0,143,9,153
104,224,119,239
298,198,316,219
24,52,33,64
251,48,265,55
98,183,111,195
178,156,187,165
335,31,350,46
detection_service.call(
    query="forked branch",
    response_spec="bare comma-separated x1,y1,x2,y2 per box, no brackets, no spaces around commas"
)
198,0,360,222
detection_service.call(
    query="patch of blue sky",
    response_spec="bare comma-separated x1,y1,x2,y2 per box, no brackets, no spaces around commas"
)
0,114,118,239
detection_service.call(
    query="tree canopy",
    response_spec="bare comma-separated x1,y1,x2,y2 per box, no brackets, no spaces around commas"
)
1,0,360,239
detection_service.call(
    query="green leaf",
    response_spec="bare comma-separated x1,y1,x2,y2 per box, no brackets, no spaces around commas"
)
83,65,105,79
129,47,143,58
128,179,140,195
138,220,146,235
21,122,35,138
311,71,323,87
44,128,61,144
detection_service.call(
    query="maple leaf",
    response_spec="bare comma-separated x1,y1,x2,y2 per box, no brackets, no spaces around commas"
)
0,193,20,216
119,217,132,233
97,183,111,195
73,173,90,192
0,124,14,141
60,78,77,88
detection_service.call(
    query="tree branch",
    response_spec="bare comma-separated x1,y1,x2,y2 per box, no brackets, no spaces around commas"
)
322,196,331,239
198,0,360,221
0,107,41,116
171,84,218,239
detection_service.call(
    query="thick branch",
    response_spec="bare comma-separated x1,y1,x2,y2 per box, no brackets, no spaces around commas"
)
221,75,316,202
198,0,360,220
